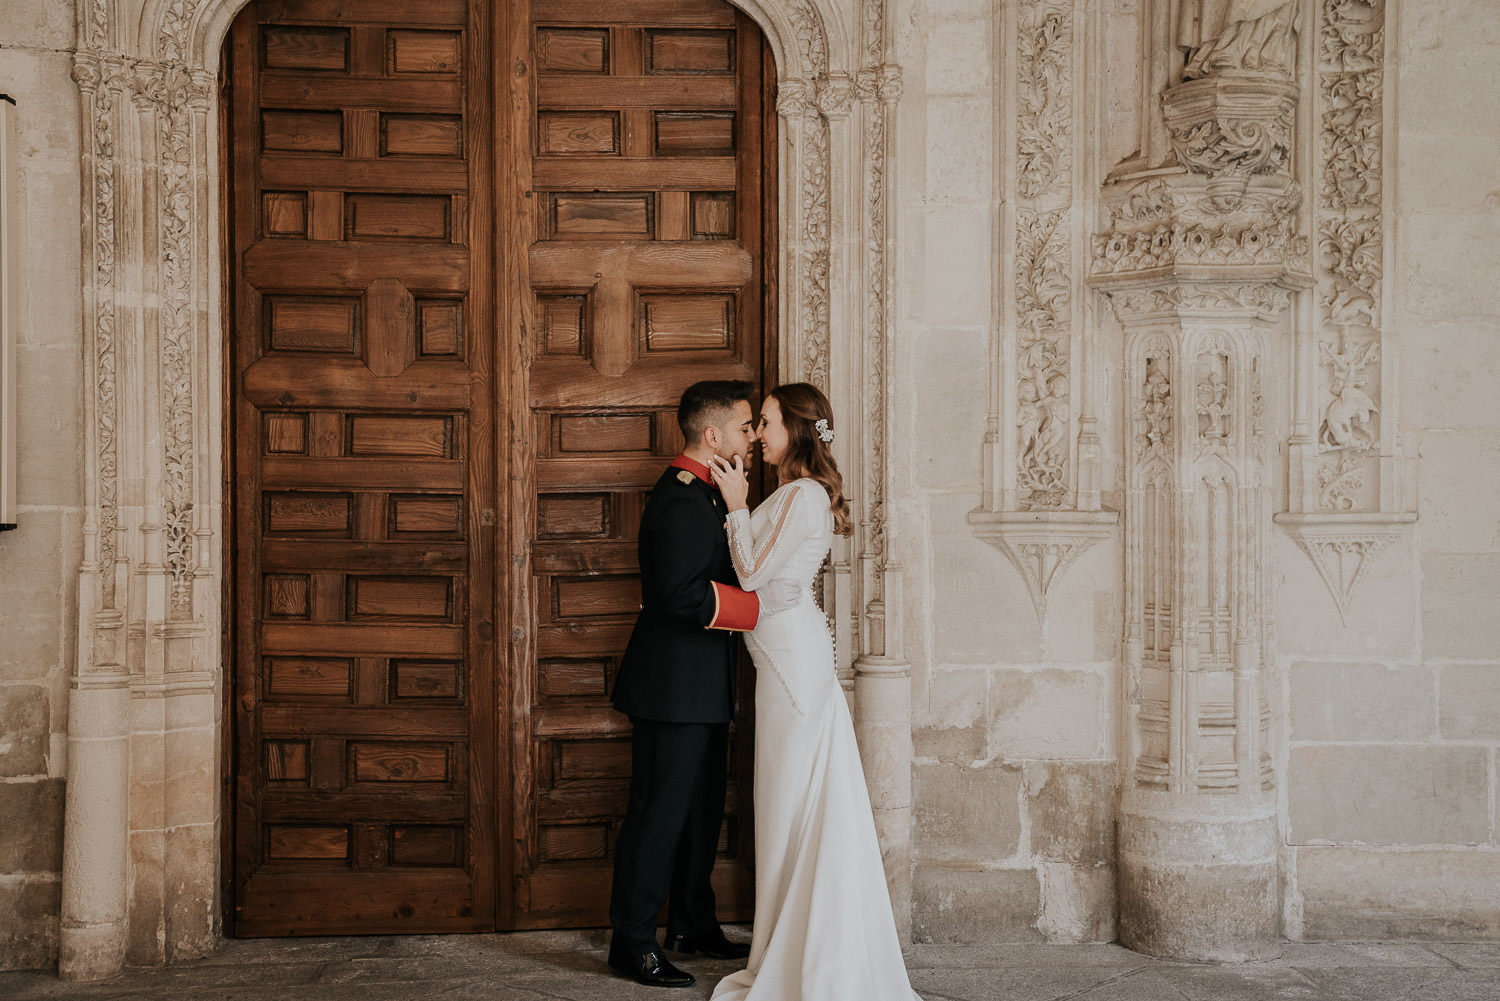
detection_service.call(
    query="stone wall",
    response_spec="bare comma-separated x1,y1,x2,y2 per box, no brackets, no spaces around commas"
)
1,0,1499,974
1280,0,1500,940
0,0,84,972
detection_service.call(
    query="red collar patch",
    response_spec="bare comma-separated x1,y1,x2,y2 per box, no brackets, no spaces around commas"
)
669,454,713,485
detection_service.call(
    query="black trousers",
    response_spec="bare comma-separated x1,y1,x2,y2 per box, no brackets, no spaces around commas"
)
608,718,729,955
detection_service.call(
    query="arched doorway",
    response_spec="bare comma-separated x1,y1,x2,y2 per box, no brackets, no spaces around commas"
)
224,0,777,935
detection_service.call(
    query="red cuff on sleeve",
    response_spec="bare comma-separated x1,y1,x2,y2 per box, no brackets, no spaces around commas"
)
707,581,760,632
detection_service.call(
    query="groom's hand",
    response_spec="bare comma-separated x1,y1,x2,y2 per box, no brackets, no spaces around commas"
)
756,580,801,618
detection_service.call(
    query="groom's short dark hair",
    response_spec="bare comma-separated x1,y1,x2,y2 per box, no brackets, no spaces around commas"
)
678,380,754,442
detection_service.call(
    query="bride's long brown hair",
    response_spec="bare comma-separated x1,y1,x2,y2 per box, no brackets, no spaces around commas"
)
768,382,853,537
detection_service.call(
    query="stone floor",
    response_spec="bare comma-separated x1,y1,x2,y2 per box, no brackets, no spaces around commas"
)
4,930,1500,1001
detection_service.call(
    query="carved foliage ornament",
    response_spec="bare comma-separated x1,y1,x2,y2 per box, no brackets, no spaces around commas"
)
859,65,899,567
1161,75,1298,210
1093,180,1308,275
1016,207,1070,330
1138,354,1173,461
1107,282,1293,320
1016,0,1072,199
74,54,127,606
1318,0,1383,334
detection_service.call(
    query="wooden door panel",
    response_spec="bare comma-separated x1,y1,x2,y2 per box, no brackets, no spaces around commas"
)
230,0,771,935
512,0,773,929
228,0,495,936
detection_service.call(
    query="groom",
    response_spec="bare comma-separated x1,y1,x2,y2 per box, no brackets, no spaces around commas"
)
608,380,799,988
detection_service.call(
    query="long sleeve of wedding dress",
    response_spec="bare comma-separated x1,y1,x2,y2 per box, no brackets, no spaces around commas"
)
724,484,806,592
711,479,921,1001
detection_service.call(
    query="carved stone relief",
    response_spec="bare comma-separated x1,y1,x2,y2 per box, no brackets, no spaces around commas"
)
73,53,126,609
972,0,1115,611
1274,0,1410,627
1016,0,1072,199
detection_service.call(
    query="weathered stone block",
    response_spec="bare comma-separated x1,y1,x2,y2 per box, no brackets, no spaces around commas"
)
921,209,990,324
1405,213,1500,320
1024,761,1116,867
1418,431,1500,552
911,329,990,490
1037,861,1116,944
989,669,1104,760
1290,745,1489,845
165,725,218,828
1440,664,1500,740
912,864,1042,944
1399,132,1500,215
925,97,990,199
1403,322,1500,431
1118,856,1278,961
1298,847,1500,939
1290,662,1436,742
1401,47,1500,138
0,875,60,972
0,512,64,683
913,760,1022,862
0,0,74,51
0,684,49,778
0,778,63,872
925,22,990,97
1404,0,1500,52
914,666,987,763
1421,555,1500,660
127,829,165,967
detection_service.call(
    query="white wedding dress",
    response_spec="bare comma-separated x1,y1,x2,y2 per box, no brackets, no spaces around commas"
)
711,478,921,1001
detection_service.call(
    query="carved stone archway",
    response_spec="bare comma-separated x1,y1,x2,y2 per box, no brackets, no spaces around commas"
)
63,0,905,980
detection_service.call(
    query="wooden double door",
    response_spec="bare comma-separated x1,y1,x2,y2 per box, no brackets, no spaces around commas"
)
226,0,775,935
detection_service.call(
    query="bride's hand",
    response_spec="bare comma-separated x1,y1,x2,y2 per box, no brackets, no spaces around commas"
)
708,455,750,511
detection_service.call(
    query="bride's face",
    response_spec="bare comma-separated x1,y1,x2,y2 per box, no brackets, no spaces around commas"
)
757,396,791,468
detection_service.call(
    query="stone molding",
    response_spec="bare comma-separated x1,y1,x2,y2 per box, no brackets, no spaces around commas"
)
1274,512,1414,626
64,0,909,975
967,510,1115,622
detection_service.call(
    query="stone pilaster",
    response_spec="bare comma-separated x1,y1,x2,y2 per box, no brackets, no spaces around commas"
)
1093,3,1308,957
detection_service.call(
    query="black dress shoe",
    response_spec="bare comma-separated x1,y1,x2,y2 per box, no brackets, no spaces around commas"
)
607,948,696,988
664,932,752,960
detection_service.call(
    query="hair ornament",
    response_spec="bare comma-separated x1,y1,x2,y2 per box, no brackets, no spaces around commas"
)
814,418,835,443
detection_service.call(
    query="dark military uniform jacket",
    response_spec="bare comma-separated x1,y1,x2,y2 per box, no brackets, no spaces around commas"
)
612,455,759,724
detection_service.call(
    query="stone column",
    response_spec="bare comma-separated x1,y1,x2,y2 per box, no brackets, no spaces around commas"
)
60,50,134,983
1092,5,1306,958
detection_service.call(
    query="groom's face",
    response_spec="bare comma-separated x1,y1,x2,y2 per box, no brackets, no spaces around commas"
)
709,399,758,467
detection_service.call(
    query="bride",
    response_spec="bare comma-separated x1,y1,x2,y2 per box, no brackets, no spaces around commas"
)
707,383,921,1001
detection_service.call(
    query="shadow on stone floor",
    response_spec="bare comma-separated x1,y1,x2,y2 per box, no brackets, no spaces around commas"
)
4,933,1500,1001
